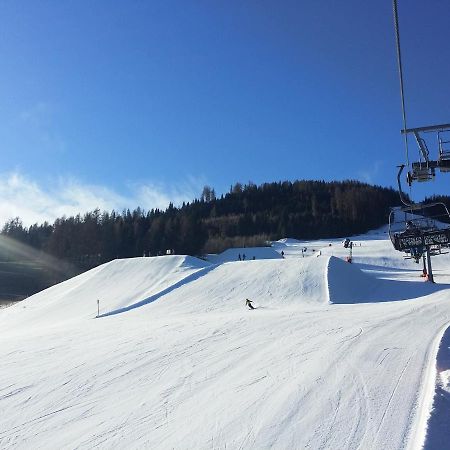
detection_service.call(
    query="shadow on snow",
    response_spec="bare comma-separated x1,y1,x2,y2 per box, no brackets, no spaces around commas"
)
423,325,450,450
98,264,218,318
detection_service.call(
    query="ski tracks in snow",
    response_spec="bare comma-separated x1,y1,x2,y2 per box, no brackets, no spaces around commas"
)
374,355,413,444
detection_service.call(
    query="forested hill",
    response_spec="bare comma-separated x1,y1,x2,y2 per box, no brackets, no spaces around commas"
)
2,180,402,269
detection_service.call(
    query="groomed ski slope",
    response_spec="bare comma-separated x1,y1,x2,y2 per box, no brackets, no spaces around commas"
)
1,230,450,449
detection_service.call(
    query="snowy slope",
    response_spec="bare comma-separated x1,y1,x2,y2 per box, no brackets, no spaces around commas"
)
1,233,450,449
207,246,283,264
147,256,330,315
1,255,210,328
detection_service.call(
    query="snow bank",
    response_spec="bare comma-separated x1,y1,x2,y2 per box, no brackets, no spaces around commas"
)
208,246,282,264
422,326,450,449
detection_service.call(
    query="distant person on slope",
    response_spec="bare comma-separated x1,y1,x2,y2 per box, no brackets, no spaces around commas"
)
245,298,255,310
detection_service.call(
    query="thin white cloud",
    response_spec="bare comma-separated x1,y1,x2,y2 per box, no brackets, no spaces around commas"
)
0,172,206,227
358,160,383,184
132,175,206,210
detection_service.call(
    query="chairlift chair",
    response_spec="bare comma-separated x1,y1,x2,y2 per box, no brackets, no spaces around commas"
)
401,124,450,185
388,202,450,257
438,129,450,171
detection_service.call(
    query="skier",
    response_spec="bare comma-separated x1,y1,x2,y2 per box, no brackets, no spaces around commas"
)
245,298,255,310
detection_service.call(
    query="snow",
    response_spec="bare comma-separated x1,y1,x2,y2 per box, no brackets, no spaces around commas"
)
275,238,302,244
207,246,282,264
440,370,450,394
423,326,450,449
1,231,450,449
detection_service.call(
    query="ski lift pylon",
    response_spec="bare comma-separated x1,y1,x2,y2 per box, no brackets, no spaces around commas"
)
390,0,450,281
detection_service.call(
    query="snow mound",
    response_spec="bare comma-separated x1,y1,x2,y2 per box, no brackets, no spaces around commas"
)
208,246,282,264
144,256,330,315
274,238,302,244
325,256,437,304
327,256,379,304
3,255,210,326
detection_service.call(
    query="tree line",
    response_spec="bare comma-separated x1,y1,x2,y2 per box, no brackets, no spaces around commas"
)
1,179,406,272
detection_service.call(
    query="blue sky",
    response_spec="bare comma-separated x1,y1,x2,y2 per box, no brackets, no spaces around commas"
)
1,1,449,225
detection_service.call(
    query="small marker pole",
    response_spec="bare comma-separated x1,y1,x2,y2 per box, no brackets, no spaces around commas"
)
97,299,100,318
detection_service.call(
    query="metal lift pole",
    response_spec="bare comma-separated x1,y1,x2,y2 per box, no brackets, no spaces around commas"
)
422,253,427,277
426,247,434,282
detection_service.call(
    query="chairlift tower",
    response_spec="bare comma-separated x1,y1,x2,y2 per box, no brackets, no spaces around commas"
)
389,0,450,282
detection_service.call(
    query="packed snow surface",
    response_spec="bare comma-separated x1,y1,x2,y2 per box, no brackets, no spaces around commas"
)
1,230,450,449
207,246,282,264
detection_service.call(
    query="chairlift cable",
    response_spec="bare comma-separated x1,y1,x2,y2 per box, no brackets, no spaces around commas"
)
392,0,411,172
